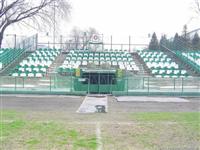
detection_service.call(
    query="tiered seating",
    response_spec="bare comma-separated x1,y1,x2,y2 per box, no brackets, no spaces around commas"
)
0,48,25,70
138,51,189,78
181,51,200,68
11,48,60,77
58,50,139,74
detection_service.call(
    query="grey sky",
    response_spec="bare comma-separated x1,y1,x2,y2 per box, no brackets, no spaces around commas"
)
4,0,199,44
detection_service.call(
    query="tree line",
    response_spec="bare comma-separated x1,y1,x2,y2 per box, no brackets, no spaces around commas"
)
149,25,200,51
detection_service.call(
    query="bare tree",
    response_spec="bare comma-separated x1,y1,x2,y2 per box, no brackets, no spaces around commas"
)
193,0,200,16
0,0,71,48
68,27,100,50
70,27,82,49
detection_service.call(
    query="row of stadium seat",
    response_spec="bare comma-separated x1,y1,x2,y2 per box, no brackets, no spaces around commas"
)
70,49,130,52
58,50,139,74
152,69,187,78
11,48,61,77
0,48,25,70
138,51,189,78
181,51,200,67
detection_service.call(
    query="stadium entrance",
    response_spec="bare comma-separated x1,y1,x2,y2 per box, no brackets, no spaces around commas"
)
74,69,125,94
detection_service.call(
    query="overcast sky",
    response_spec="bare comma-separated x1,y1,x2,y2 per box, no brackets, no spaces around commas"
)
5,0,200,44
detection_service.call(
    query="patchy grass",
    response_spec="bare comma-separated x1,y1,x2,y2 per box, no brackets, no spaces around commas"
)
130,112,200,130
130,112,200,122
0,110,23,120
101,112,200,150
0,110,199,150
1,120,98,150
0,110,97,150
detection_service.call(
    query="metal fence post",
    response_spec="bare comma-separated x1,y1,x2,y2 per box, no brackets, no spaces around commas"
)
23,77,24,88
98,72,100,94
35,34,38,50
182,77,184,93
129,36,131,52
88,73,90,94
87,78,89,94
142,77,145,89
60,35,63,49
173,78,176,91
50,76,51,92
71,73,73,92
147,77,150,93
54,75,56,88
127,76,128,95
15,77,16,91
110,35,112,50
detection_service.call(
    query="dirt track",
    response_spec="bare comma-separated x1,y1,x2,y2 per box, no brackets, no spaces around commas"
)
0,95,199,112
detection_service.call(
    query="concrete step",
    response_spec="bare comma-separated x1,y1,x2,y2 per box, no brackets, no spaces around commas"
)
132,52,152,77
47,53,67,74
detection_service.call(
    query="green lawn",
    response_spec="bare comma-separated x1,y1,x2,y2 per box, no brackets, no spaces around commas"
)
0,110,97,150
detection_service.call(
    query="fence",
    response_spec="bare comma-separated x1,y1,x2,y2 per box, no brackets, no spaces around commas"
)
0,75,199,96
2,34,37,51
37,35,149,52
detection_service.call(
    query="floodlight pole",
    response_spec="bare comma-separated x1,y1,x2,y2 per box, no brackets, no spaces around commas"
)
102,34,104,50
129,36,131,52
110,35,112,50
60,35,63,49
35,34,38,50
14,34,16,49
84,32,87,50
53,1,56,49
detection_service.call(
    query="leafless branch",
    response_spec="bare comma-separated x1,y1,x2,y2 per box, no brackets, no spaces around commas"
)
0,0,71,48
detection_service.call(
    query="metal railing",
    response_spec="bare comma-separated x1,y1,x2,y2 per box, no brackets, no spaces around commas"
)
0,75,199,95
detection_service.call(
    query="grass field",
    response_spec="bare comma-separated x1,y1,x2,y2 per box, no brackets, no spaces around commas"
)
0,110,199,150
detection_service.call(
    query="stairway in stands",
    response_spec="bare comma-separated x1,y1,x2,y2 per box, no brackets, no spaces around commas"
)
131,52,152,77
47,53,67,75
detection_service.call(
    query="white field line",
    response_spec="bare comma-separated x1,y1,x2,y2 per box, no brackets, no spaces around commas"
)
0,120,182,125
96,122,102,150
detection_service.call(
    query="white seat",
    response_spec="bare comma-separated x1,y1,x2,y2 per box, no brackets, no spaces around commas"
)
82,61,87,66
12,73,18,77
28,73,34,77
181,70,187,74
26,68,32,72
19,67,25,72
174,70,180,74
152,70,158,74
40,68,47,72
159,70,165,74
20,73,26,77
155,75,162,78
33,68,39,72
166,70,172,74
35,73,43,77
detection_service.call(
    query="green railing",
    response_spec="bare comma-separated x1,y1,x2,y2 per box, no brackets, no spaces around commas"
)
175,51,200,73
0,75,199,96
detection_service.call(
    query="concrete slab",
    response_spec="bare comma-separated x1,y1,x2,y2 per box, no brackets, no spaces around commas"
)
116,96,189,102
77,95,108,113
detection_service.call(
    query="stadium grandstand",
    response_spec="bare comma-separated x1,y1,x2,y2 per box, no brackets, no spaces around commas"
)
0,33,199,95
